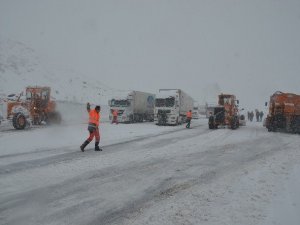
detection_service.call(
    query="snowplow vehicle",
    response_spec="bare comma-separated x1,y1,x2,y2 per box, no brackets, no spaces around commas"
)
208,94,240,129
266,91,300,133
6,86,61,130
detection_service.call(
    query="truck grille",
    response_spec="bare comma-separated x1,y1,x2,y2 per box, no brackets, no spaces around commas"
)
158,109,171,114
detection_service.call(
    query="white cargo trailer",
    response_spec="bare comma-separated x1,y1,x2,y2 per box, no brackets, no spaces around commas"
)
109,91,155,123
154,89,194,125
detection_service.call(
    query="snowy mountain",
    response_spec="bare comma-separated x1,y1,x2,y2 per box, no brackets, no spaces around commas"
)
0,38,127,105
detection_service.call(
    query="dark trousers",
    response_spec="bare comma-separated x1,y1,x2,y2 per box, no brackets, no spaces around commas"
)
186,118,191,128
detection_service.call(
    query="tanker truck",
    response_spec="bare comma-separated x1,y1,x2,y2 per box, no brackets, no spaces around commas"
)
154,89,194,125
108,91,155,123
265,91,300,133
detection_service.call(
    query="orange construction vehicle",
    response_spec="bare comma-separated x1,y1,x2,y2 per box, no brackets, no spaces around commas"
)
6,86,61,129
266,91,300,133
208,94,240,129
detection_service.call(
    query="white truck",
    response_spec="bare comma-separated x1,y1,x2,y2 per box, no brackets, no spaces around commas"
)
192,103,200,119
108,91,155,123
154,89,194,125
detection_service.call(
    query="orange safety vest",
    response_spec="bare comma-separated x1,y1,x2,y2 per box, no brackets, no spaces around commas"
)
113,110,118,117
186,111,192,119
89,109,100,126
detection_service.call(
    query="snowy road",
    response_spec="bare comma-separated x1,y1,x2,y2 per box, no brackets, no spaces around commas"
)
1,119,300,225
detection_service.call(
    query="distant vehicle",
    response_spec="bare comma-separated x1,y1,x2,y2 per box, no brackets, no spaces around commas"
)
192,104,200,119
265,91,300,133
154,89,194,125
208,94,241,129
108,91,155,123
239,114,246,126
205,102,218,118
4,86,61,130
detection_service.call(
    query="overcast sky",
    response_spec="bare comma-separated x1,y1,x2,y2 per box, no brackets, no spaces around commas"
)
1,0,300,110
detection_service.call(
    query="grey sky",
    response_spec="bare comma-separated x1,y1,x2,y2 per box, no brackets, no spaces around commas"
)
1,0,300,110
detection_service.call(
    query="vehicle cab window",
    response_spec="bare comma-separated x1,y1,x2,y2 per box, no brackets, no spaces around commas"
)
26,91,32,100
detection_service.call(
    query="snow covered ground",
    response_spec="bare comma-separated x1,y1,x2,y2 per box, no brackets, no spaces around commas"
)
1,113,300,225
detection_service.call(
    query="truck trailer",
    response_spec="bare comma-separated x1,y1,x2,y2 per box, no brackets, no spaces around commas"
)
154,89,194,125
266,91,300,133
109,91,155,123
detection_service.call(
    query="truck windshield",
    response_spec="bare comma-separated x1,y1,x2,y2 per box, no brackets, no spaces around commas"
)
155,97,175,107
219,96,232,105
26,91,32,100
111,99,130,107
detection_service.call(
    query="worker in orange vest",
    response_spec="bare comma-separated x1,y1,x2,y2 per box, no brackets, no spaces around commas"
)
111,109,118,124
186,110,192,128
80,103,102,152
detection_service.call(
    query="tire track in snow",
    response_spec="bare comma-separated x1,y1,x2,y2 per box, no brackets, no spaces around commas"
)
87,134,294,225
0,125,297,225
0,124,207,176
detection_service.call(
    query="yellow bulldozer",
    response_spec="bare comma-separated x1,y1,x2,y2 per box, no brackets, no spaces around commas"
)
208,94,241,130
5,86,61,129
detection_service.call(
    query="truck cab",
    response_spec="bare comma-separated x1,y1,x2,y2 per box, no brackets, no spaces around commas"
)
154,89,193,125
154,93,179,125
192,105,200,119
109,91,155,123
109,98,133,123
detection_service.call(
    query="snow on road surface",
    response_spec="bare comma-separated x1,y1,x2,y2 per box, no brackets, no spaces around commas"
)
0,119,300,225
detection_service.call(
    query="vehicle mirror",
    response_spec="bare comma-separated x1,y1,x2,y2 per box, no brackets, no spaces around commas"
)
237,100,239,105
265,102,268,107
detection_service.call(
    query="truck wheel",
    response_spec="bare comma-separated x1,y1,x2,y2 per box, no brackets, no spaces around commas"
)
267,123,275,132
179,116,183,125
12,113,27,130
291,117,300,134
230,117,238,130
129,115,134,123
140,115,144,122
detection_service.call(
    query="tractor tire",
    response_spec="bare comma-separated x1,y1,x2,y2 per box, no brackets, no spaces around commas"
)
12,113,27,130
47,111,62,125
208,116,215,129
230,117,238,130
267,122,275,132
291,117,300,134
129,115,134,123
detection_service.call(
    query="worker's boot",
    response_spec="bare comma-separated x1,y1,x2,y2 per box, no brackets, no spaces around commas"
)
95,142,102,151
80,140,89,152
